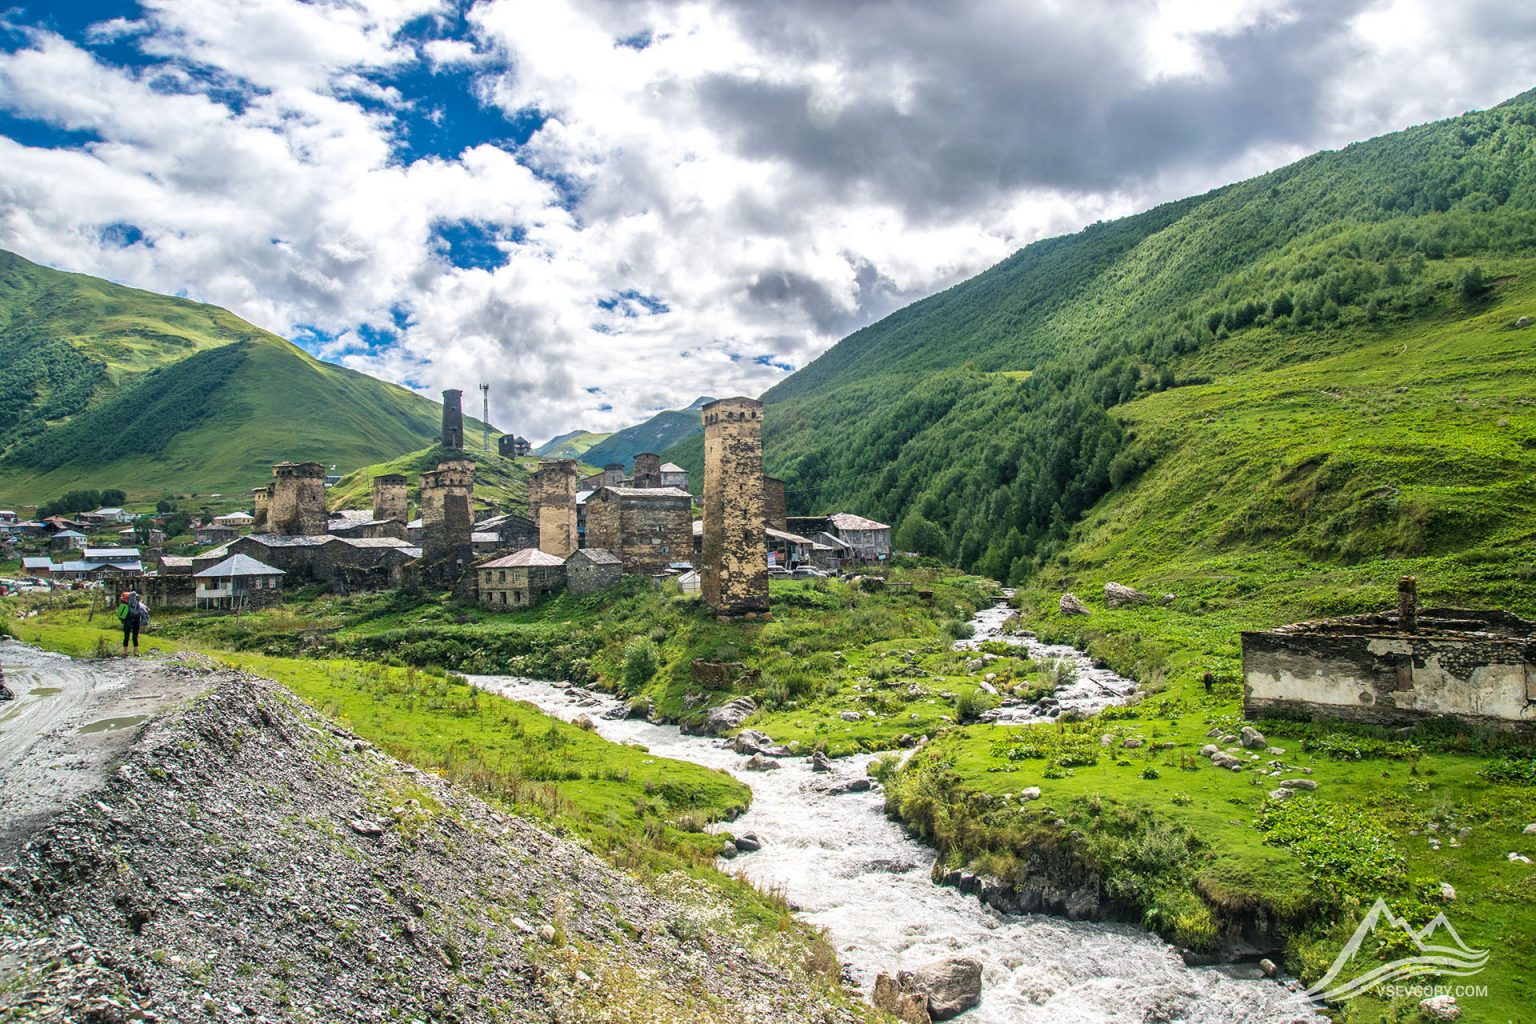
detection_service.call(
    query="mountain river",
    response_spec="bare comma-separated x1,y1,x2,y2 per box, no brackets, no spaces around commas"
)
470,598,1322,1023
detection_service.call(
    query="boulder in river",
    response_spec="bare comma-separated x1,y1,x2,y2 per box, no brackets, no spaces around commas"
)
1059,593,1090,616
688,696,758,736
1104,582,1151,607
819,777,872,795
811,750,833,772
906,956,983,1021
743,754,781,772
731,729,793,756
734,832,762,852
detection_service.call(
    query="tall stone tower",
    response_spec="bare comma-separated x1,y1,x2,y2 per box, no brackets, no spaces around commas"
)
419,459,474,562
441,389,465,449
701,398,769,617
267,461,328,536
372,473,408,524
251,485,272,530
763,476,787,532
632,452,662,488
530,459,578,557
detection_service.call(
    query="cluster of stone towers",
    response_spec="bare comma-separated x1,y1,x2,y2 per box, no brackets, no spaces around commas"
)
261,461,328,536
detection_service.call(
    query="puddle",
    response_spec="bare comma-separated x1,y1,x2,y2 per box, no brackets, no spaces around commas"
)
29,687,61,696
78,715,148,735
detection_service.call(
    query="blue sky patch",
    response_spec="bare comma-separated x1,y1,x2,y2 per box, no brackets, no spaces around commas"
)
597,289,670,317
433,219,518,270
99,222,146,248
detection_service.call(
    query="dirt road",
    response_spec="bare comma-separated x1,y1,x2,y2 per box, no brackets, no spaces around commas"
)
0,638,208,855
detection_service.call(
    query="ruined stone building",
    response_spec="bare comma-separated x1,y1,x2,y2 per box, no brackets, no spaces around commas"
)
530,459,578,557
327,511,407,541
566,548,623,595
632,453,663,489
701,397,769,617
1242,579,1536,733
584,486,693,575
477,549,566,609
194,534,421,590
784,512,892,562
441,389,465,449
581,464,627,491
763,476,787,531
266,461,328,536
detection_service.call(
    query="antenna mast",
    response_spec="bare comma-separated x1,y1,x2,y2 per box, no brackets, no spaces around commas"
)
479,382,490,453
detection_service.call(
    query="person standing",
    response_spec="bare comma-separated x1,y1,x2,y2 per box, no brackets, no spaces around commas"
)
116,590,145,656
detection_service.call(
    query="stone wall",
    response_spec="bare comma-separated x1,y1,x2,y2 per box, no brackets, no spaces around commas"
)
565,550,623,595
441,388,464,449
1242,611,1536,733
584,488,692,575
267,462,328,536
530,459,578,557
763,476,787,531
372,474,407,525
102,572,197,609
632,453,662,489
478,563,566,609
701,398,769,617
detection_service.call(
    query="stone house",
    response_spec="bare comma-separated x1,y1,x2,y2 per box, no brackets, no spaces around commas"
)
474,512,538,552
49,530,87,553
1242,584,1536,734
195,553,285,610
327,510,407,541
784,513,891,563
584,486,693,575
660,462,689,489
581,464,627,491
477,549,566,609
213,511,255,529
196,522,240,546
566,548,623,595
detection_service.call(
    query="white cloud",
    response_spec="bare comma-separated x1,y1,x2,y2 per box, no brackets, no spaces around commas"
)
0,0,1533,444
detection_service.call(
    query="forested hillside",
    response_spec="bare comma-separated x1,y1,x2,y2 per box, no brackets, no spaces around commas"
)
579,397,712,469
0,250,490,503
679,89,1536,588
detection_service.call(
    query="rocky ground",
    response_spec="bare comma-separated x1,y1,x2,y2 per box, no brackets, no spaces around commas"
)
0,647,872,1023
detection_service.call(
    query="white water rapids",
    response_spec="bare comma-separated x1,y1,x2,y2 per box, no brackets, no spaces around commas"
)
470,600,1323,1023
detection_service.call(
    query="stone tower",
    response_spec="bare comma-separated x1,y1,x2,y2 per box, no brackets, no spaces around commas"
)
251,485,272,530
701,398,769,617
267,461,328,536
763,476,787,532
372,473,408,524
530,459,578,557
441,389,465,449
419,459,474,562
632,452,662,488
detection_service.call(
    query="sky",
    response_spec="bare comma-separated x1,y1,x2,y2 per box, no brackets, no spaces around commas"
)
1,1,1534,443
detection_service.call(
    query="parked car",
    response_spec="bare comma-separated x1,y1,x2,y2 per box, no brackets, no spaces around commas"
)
767,566,792,578
791,566,829,578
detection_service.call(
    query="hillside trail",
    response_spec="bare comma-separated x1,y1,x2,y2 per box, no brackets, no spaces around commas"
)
0,637,207,855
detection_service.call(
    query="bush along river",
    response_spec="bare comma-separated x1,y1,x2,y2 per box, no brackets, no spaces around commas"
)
472,600,1322,1023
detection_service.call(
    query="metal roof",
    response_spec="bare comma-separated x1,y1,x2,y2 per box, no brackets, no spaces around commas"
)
593,486,692,500
479,548,565,569
194,554,286,579
828,512,891,532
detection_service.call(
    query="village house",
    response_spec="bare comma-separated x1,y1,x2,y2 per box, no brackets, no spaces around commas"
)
157,555,195,575
80,507,132,526
117,526,166,547
194,554,285,610
497,434,532,459
20,556,52,579
49,529,87,553
213,510,256,529
473,512,538,552
327,510,407,541
195,522,240,546
785,513,892,563
584,486,693,575
477,548,566,609
660,462,689,489
580,464,627,491
1243,580,1536,734
0,510,17,525
565,548,623,595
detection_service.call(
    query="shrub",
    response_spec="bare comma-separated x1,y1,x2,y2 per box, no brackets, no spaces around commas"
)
621,637,660,693
1478,756,1536,786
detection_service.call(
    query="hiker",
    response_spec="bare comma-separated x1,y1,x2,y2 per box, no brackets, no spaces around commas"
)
116,590,148,656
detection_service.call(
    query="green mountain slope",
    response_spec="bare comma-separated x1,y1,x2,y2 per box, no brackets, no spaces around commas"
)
581,397,713,469
742,90,1536,591
0,250,490,504
328,445,541,516
535,429,612,460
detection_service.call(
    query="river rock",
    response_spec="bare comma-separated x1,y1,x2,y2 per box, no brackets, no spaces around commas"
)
1239,726,1267,749
1420,994,1461,1020
743,755,780,771
734,832,762,853
1104,582,1150,607
690,696,758,736
811,750,833,772
1059,593,1089,616
731,729,792,756
873,973,931,1024
907,957,983,1020
1259,958,1278,977
719,841,738,859
1279,778,1318,791
819,777,872,795
572,715,597,731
